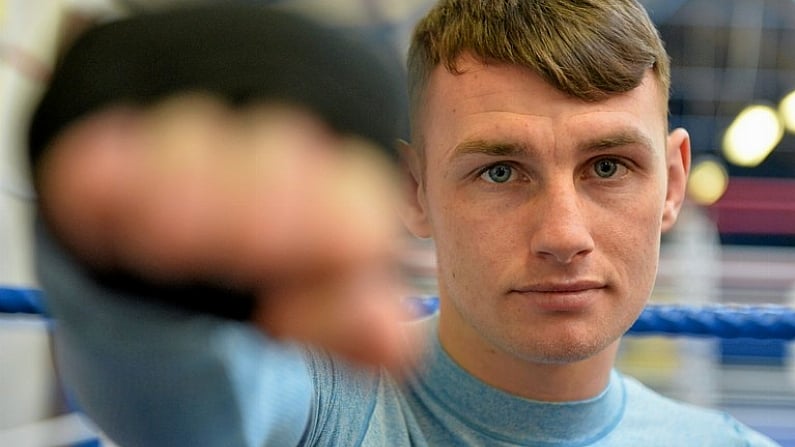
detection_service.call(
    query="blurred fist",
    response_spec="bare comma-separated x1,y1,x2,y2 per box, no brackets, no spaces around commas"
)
37,93,412,367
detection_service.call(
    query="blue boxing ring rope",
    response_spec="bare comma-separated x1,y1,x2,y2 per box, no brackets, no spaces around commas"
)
0,287,47,315
404,295,795,340
2,286,795,340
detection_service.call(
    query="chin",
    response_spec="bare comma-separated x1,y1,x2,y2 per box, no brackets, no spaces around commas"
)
532,348,601,365
510,331,616,365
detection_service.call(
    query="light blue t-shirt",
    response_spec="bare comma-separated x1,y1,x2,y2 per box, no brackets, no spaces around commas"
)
36,226,780,446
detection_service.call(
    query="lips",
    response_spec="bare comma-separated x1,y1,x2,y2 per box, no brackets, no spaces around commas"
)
511,280,606,312
513,280,605,294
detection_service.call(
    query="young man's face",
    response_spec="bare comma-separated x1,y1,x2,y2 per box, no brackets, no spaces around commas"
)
404,54,689,370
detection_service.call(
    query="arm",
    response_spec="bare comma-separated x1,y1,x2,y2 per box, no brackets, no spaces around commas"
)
33,96,410,445
37,220,313,447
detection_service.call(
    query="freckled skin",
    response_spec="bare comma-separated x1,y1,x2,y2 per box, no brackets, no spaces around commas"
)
403,54,690,400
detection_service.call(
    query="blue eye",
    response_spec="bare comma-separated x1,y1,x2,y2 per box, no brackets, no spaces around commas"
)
482,164,513,183
594,159,619,178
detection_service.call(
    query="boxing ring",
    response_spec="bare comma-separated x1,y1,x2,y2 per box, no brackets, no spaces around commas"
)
1,286,794,446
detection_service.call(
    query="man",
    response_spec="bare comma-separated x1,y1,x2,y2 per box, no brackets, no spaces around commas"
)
396,1,779,444
403,0,687,401
31,1,779,446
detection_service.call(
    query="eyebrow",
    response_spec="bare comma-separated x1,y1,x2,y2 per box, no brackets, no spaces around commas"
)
451,140,526,159
578,130,655,153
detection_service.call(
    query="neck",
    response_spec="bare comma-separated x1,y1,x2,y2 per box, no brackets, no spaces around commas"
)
438,307,619,402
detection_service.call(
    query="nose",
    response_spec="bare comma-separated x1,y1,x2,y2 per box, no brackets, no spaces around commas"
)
529,181,595,264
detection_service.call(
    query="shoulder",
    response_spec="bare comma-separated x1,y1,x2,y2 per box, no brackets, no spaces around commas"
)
299,317,435,447
611,373,780,446
302,349,414,446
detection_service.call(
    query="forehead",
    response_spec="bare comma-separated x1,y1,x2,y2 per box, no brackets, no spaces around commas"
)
418,55,668,154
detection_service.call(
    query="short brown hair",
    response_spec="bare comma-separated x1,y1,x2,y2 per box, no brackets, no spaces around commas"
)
407,0,670,144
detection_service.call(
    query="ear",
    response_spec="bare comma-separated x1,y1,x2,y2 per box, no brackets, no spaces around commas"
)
661,128,691,233
397,139,432,238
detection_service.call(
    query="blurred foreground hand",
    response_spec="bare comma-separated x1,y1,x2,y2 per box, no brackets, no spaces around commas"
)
36,93,411,367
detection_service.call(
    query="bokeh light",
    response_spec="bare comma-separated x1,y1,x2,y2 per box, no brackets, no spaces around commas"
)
778,90,795,133
687,157,729,206
722,105,783,167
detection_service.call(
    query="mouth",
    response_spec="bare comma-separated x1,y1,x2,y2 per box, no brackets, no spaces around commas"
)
514,280,606,294
511,280,606,312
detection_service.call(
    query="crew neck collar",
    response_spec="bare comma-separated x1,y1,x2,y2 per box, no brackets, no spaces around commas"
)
411,316,626,446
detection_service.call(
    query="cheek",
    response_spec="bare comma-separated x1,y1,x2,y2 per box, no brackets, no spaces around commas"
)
429,185,517,253
600,199,663,298
426,189,515,290
599,178,666,240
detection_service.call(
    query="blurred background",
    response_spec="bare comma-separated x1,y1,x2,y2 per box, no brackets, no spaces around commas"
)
1,0,793,445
